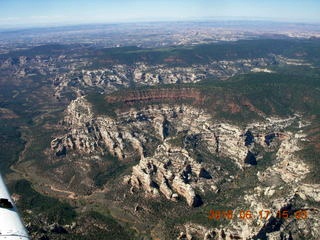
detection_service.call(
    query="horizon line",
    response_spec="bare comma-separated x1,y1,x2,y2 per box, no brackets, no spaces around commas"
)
1,16,320,31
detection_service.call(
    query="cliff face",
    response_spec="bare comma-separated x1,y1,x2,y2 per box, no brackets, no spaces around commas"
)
126,143,207,207
47,95,320,239
106,88,205,104
50,97,305,205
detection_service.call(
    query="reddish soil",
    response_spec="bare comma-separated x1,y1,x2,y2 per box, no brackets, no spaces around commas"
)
106,88,205,105
241,99,265,116
227,102,241,113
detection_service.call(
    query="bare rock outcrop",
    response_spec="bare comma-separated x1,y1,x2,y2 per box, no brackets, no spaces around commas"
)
127,142,207,206
50,96,305,209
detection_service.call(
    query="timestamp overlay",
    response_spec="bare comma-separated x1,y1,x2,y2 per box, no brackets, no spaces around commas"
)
208,209,309,221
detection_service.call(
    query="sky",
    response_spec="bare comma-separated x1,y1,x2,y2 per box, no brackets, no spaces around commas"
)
0,0,319,28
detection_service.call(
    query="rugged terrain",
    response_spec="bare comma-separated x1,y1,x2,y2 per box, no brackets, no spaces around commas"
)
45,90,320,239
0,30,320,239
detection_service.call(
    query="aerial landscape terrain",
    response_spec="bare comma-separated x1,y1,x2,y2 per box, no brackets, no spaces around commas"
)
1,1,320,240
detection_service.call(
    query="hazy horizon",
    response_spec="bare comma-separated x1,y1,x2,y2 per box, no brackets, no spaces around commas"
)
1,0,320,29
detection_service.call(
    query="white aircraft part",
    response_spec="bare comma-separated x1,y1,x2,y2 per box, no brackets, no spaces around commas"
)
0,174,29,240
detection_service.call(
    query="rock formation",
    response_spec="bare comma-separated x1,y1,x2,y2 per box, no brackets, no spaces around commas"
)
50,96,306,210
